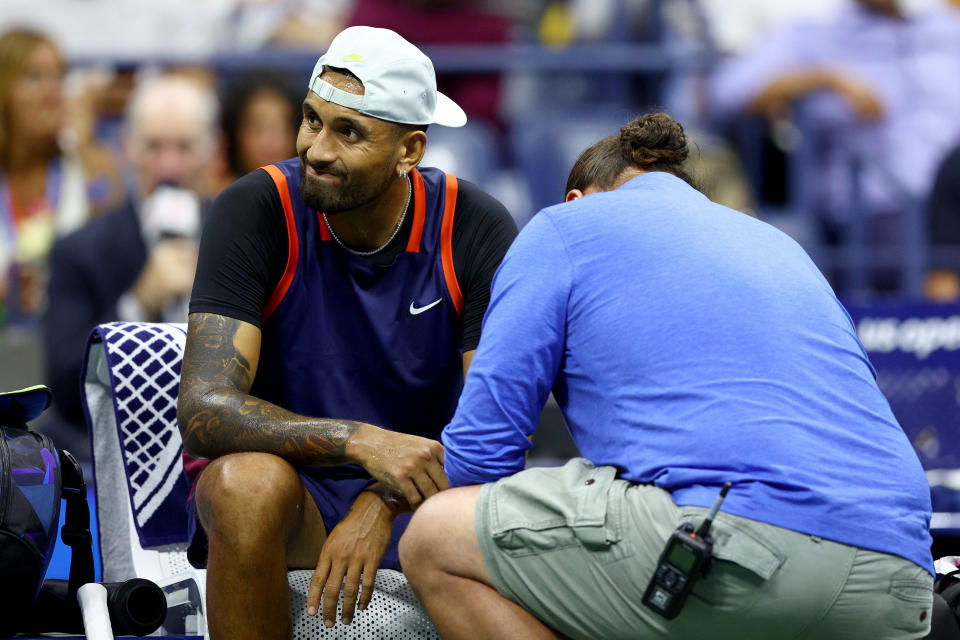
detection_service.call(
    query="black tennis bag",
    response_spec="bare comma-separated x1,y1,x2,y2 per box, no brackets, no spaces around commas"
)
0,385,94,637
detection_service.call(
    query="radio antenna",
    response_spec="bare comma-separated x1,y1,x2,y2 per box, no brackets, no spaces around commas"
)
696,482,731,538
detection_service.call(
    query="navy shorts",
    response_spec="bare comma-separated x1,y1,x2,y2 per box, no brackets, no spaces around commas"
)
185,465,413,571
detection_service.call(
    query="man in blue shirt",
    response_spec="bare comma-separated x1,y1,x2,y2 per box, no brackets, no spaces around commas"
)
400,113,934,639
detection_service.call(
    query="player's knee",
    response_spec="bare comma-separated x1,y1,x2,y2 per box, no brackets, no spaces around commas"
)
195,452,302,540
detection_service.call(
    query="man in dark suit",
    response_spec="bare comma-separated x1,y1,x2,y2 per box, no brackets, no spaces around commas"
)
41,74,218,458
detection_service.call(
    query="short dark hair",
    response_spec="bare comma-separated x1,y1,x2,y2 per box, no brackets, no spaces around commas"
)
324,66,362,83
394,122,429,137
566,112,695,195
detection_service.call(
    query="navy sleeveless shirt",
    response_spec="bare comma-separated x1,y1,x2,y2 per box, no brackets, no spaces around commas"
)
251,159,465,479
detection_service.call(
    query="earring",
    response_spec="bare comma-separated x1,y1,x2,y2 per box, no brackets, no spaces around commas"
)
398,169,407,178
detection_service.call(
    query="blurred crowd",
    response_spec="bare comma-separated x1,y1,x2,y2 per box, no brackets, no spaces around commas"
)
3,0,960,454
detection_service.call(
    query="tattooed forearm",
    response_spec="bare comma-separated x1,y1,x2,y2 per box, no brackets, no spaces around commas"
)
177,313,362,465
184,395,359,463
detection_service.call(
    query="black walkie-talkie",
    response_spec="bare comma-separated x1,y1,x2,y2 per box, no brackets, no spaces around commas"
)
642,482,731,620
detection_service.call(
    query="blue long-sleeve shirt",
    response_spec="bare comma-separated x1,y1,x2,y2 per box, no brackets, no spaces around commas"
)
443,171,933,574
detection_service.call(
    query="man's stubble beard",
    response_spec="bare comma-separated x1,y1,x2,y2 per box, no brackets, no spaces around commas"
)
299,158,394,214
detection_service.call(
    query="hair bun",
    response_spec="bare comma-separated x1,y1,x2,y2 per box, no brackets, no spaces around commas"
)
618,113,688,170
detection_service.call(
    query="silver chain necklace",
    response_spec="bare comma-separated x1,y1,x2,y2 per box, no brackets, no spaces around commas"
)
322,175,412,256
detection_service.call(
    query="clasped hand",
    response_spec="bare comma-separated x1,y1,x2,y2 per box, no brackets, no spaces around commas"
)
351,428,450,507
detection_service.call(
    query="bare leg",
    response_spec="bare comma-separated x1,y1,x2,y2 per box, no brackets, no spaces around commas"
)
399,486,562,640
195,452,328,640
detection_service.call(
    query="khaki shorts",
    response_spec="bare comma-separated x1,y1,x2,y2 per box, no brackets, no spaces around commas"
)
475,458,932,640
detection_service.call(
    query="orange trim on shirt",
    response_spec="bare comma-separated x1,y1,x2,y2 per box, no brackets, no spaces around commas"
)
440,173,463,317
317,211,332,241
405,169,427,253
260,164,299,323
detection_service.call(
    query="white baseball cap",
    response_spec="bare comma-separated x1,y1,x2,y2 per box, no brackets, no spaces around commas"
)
309,26,467,128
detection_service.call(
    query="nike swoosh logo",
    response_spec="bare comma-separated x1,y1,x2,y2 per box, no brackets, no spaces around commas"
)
409,298,442,315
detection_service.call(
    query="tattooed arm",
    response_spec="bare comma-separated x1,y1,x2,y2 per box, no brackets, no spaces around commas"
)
177,312,448,506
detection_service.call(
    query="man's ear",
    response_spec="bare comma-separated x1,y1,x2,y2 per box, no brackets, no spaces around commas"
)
397,129,427,175
565,188,585,202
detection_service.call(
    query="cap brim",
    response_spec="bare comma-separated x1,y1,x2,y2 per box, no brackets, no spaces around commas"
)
433,91,467,128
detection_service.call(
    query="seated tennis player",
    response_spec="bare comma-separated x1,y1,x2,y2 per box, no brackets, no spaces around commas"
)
176,26,516,639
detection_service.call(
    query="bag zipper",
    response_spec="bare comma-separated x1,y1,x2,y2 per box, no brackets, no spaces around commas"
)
0,427,12,528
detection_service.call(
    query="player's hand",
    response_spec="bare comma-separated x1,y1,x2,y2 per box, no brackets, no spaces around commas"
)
347,426,449,508
306,491,393,627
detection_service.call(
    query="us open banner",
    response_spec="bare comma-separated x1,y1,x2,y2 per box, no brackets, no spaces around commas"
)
845,301,960,471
